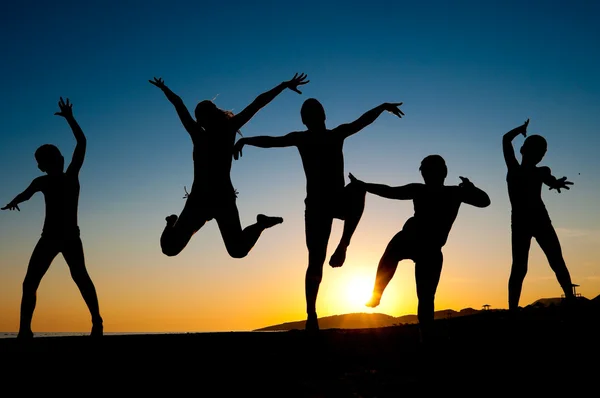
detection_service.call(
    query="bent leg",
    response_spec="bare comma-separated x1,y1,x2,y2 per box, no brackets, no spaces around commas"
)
160,200,207,257
366,230,410,308
508,226,532,311
216,200,282,259
304,210,333,331
62,237,103,336
535,224,574,299
330,181,366,268
20,238,59,337
415,249,443,342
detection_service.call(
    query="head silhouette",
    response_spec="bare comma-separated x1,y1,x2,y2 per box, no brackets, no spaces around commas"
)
301,98,326,130
194,100,234,131
35,144,64,175
419,155,447,186
520,134,547,165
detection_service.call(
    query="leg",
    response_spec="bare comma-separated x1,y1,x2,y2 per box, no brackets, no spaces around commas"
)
366,230,409,308
160,199,207,257
215,199,282,259
535,224,574,300
19,238,59,338
508,225,532,311
329,182,366,268
304,209,334,331
62,237,103,336
414,250,443,343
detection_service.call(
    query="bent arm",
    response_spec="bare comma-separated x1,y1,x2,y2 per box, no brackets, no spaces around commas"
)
337,104,388,139
502,121,528,169
161,86,196,134
363,182,420,200
230,83,289,131
65,115,87,175
461,185,491,208
3,178,43,210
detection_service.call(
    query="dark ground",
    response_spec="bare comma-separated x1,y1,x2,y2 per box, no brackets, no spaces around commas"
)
1,305,598,396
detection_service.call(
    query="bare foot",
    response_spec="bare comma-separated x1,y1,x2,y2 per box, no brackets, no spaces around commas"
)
91,323,103,338
329,245,347,268
305,313,319,332
17,330,33,340
365,295,381,308
257,214,283,228
165,214,178,227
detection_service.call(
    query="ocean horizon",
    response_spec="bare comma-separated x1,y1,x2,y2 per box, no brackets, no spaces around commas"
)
0,330,284,339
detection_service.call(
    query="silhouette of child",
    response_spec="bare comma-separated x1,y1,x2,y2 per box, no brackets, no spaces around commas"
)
233,98,404,331
2,98,103,339
351,155,490,342
502,119,575,311
149,73,308,258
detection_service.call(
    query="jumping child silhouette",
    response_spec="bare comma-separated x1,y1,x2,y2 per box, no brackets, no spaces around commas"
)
351,155,490,342
2,98,103,339
233,98,404,331
150,73,308,258
502,119,575,311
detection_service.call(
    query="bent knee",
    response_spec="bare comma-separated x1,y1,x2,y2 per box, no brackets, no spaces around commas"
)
226,245,249,259
161,245,183,257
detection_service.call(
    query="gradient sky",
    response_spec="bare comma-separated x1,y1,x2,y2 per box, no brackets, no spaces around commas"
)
1,0,599,332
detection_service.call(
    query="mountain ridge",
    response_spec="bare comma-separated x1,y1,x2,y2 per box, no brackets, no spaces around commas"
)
254,294,600,331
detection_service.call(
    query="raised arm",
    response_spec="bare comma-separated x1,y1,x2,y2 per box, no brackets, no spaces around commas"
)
503,119,529,169
233,132,301,160
540,167,573,193
54,97,86,175
336,102,404,139
2,177,44,211
149,77,196,135
230,73,309,131
458,177,491,208
348,173,418,200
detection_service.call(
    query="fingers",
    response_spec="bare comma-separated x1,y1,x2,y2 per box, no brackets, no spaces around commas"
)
291,87,302,94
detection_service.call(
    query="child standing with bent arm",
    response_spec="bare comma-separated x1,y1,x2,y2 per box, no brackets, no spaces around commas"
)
2,98,103,339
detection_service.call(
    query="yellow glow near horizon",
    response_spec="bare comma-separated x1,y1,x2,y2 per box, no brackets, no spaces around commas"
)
344,274,373,308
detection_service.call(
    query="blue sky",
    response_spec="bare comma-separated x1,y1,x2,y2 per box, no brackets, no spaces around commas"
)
0,0,599,332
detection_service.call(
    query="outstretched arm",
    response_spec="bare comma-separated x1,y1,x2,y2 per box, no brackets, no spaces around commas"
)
149,77,196,135
2,178,44,211
54,98,86,175
503,119,529,169
540,167,573,193
458,177,491,208
230,73,309,131
336,102,404,139
348,173,418,200
233,132,300,160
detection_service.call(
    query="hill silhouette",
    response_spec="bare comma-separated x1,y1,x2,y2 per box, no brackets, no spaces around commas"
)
255,295,598,331
255,307,491,331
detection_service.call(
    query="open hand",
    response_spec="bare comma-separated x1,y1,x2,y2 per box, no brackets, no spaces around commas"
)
149,77,166,89
233,138,246,160
1,203,20,211
383,102,405,118
54,97,73,118
518,118,529,137
459,176,474,188
284,73,309,94
549,176,573,193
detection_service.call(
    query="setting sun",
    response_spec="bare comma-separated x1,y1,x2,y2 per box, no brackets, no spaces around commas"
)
345,275,373,308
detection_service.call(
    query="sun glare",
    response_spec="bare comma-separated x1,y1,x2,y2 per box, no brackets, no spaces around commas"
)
345,276,373,308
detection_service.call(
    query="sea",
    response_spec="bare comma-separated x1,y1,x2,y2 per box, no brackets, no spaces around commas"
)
0,330,280,338
0,332,205,339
